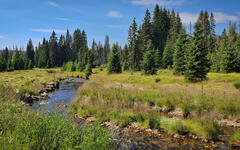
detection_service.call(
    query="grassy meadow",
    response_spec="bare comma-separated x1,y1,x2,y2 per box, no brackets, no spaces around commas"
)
0,69,113,150
72,68,240,142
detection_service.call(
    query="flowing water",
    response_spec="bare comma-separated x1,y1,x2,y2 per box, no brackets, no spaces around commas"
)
30,77,85,114
29,77,237,150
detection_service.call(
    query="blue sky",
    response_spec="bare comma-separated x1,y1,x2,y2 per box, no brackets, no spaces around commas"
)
0,0,240,49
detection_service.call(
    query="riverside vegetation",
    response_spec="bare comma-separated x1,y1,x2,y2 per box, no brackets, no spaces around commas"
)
0,69,113,150
71,68,240,146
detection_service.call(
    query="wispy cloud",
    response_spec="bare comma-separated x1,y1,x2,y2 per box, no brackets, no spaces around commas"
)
180,12,199,24
180,12,239,24
131,0,184,6
214,12,239,23
55,17,72,22
31,29,66,34
0,35,4,39
105,25,128,28
46,1,59,7
107,11,123,18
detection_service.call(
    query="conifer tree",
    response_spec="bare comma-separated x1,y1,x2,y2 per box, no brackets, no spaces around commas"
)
26,39,35,63
185,22,209,82
49,31,58,67
140,9,152,51
141,40,157,75
103,35,111,64
173,29,187,75
2,47,9,62
65,30,73,61
107,44,121,73
122,45,129,71
0,56,7,72
72,29,82,62
128,18,141,71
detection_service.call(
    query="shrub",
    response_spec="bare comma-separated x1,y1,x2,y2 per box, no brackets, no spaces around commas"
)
62,61,76,72
155,78,161,83
233,82,240,89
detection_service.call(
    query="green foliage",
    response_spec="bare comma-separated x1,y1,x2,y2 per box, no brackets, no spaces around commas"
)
76,124,113,150
231,129,240,143
141,50,157,75
0,56,7,72
233,82,240,89
149,115,161,129
173,29,187,75
85,63,92,79
170,120,189,135
185,22,209,82
107,44,122,74
62,61,76,72
141,40,157,75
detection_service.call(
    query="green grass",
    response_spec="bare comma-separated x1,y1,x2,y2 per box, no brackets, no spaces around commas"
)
231,129,240,143
0,70,113,150
72,69,240,141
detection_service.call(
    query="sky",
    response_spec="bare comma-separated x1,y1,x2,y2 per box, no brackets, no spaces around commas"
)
0,0,240,49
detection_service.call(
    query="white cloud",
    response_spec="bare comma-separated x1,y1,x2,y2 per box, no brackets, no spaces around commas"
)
105,25,128,28
0,35,4,39
180,12,239,25
47,1,59,7
131,0,184,6
214,12,238,23
180,12,199,24
55,17,72,21
107,11,123,18
31,29,66,34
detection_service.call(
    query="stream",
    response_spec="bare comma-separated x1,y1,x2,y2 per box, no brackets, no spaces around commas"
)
29,78,237,150
30,77,85,114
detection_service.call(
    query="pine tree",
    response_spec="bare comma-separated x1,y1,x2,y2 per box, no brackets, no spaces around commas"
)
26,39,35,63
141,9,152,51
218,29,232,73
65,30,73,61
58,35,66,66
122,45,129,71
49,31,58,67
128,18,141,71
141,40,157,75
185,22,209,82
0,56,7,72
173,29,187,75
12,50,20,70
72,29,82,62
107,44,121,73
2,47,9,61
103,35,110,64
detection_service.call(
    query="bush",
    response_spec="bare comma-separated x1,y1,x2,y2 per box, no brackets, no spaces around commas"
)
62,61,76,72
233,82,240,89
155,78,161,83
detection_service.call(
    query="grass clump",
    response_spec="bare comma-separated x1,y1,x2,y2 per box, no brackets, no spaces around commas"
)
149,115,161,129
230,129,240,143
0,101,113,150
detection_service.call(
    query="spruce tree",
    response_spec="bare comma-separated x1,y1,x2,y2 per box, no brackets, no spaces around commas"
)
107,44,121,73
103,35,110,64
49,31,58,67
128,18,141,71
185,22,209,82
141,40,157,75
0,56,7,72
72,29,82,62
26,39,35,63
173,29,187,75
65,30,73,61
